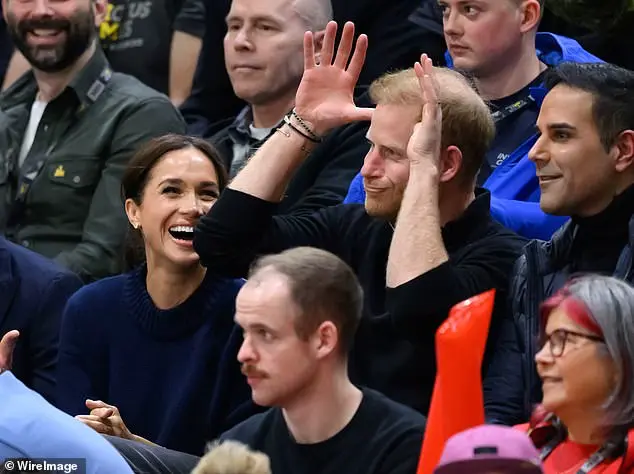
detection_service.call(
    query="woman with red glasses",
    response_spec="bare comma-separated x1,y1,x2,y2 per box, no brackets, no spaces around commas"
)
520,275,634,473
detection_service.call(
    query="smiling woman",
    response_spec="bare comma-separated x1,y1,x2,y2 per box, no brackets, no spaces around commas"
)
519,275,634,473
121,133,228,271
54,134,257,457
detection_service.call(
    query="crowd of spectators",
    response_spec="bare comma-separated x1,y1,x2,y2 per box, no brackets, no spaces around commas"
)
1,0,634,473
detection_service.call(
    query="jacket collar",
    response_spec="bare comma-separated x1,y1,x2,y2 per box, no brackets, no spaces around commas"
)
0,239,19,328
527,213,634,279
0,45,112,111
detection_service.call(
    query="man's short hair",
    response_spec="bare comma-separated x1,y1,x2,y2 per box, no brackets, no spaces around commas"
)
249,247,363,354
192,441,271,474
369,68,495,185
544,62,634,151
292,0,333,31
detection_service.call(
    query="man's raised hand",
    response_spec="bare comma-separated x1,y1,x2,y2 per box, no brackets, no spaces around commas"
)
407,54,443,170
294,21,374,136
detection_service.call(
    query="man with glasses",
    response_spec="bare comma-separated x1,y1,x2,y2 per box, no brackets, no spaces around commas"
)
484,61,634,426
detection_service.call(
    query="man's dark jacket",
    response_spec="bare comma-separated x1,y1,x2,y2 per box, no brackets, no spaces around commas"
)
0,237,83,404
0,47,186,282
483,218,634,425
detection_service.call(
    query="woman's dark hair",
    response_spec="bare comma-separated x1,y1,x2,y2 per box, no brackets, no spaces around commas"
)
121,133,229,270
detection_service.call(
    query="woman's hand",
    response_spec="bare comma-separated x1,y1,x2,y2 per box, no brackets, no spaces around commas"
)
76,399,133,440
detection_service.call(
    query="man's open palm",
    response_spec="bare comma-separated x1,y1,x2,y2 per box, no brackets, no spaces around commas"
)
295,21,373,135
0,330,19,371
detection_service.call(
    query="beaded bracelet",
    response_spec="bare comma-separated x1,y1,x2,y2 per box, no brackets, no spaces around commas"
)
290,108,322,142
283,115,320,143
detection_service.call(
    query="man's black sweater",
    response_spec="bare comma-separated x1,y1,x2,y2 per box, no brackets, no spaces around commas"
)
194,188,527,414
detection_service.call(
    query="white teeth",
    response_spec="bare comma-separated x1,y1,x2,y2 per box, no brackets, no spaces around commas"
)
33,29,59,37
169,226,194,233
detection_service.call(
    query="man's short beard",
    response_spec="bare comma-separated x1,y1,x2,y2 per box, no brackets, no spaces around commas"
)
7,9,96,73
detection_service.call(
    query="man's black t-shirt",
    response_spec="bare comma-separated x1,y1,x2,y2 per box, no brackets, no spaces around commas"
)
99,0,204,94
220,388,426,474
479,71,547,186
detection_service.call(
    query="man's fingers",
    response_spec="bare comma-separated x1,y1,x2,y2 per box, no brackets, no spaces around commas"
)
349,107,374,123
414,54,440,122
319,21,338,67
346,33,368,83
0,330,20,370
303,31,316,70
333,21,355,70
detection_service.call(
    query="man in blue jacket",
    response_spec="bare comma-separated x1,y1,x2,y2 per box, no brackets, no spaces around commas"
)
0,237,82,403
0,331,133,472
344,0,602,240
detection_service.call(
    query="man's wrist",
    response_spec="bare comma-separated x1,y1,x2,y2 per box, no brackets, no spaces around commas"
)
289,109,332,138
409,158,440,181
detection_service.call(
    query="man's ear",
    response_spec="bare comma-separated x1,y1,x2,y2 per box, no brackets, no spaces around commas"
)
613,130,634,173
314,321,338,359
519,0,541,34
312,29,326,64
439,145,463,183
93,0,108,27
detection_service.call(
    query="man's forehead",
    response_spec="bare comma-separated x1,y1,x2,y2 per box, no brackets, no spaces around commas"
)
540,85,594,122
369,104,419,140
227,0,293,19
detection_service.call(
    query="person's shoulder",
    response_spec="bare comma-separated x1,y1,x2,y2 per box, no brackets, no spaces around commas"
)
361,388,427,431
219,408,279,445
486,219,529,250
65,273,129,313
213,276,246,293
206,117,238,141
108,71,175,103
0,374,132,472
0,238,82,287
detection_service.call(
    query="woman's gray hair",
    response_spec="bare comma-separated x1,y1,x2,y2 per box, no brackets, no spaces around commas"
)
564,274,634,436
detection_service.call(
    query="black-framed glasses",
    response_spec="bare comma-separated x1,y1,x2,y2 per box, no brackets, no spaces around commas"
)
540,329,604,358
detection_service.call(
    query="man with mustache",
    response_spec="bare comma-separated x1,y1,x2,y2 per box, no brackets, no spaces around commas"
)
103,247,427,474
0,0,185,282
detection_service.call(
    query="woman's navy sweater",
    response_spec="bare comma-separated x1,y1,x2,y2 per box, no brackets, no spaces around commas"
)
55,267,256,455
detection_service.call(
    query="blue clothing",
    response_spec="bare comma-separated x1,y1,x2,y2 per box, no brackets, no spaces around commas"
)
481,71,546,184
0,237,83,404
55,267,256,456
344,33,602,240
0,371,132,473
